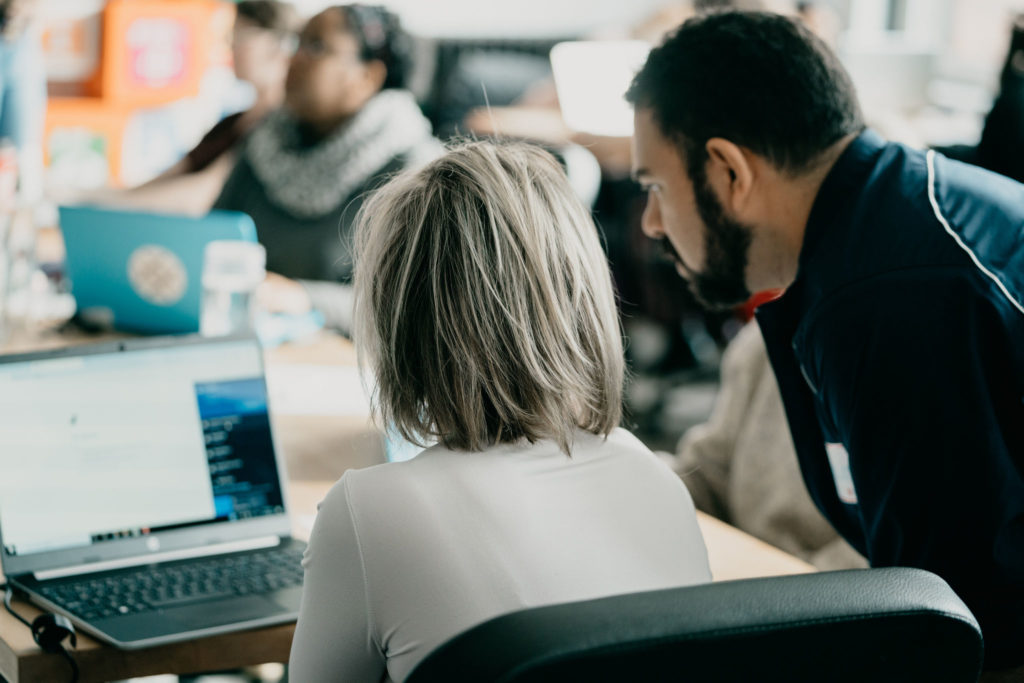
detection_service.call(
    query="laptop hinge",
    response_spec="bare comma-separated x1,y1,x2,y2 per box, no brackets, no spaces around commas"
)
34,536,282,581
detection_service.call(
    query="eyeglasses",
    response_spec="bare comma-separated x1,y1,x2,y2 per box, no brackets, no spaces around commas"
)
293,35,361,63
231,24,298,54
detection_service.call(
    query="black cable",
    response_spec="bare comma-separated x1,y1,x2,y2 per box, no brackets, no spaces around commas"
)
3,586,31,628
4,586,79,683
57,643,80,683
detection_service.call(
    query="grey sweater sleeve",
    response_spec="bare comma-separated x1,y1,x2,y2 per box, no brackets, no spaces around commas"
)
289,475,385,682
299,280,355,336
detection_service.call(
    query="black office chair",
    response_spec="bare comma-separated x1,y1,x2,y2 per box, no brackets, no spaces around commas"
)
406,568,984,683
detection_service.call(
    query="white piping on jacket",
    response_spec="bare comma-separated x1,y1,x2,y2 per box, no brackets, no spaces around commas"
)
926,150,1024,316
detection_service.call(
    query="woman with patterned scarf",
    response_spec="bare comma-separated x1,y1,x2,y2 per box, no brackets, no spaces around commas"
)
213,4,441,333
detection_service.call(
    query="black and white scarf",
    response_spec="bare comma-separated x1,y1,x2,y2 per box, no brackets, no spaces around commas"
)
245,90,440,219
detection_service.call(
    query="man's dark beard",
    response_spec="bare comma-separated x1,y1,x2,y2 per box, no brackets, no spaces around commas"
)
682,174,754,310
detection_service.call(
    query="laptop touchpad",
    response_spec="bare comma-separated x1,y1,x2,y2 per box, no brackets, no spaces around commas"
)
165,596,285,629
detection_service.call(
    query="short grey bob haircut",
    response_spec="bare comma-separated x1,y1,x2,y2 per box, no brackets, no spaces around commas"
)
353,141,624,454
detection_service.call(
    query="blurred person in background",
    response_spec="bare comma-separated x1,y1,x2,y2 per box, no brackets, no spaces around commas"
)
89,0,299,214
974,13,1024,184
214,4,441,333
668,318,867,570
0,0,44,202
939,13,1024,185
629,11,1024,678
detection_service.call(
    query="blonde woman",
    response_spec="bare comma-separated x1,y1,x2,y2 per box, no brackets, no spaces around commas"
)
289,141,711,682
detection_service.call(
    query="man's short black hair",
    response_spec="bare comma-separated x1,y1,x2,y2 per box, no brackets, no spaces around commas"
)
626,11,864,176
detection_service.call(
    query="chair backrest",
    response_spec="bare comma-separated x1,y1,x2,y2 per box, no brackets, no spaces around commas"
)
406,568,983,683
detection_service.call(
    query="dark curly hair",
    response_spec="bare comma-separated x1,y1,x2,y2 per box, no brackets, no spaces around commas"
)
335,4,412,90
236,1,299,36
626,11,864,176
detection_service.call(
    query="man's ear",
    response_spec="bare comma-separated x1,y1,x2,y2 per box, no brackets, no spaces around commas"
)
704,137,755,214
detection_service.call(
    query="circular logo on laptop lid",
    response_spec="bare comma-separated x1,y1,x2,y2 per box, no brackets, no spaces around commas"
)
127,245,188,305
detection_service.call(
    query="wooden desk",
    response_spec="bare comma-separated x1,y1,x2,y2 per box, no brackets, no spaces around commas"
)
0,332,812,682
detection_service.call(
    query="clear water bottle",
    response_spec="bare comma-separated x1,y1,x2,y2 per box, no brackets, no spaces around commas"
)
200,240,266,337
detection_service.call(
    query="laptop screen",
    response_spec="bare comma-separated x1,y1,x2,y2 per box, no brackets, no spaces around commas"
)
550,40,651,137
0,338,285,560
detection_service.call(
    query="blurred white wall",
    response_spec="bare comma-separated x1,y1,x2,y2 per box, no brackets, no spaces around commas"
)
36,0,1024,153
293,0,676,37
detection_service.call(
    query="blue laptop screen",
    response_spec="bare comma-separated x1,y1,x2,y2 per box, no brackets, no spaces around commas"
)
194,378,283,522
0,340,285,557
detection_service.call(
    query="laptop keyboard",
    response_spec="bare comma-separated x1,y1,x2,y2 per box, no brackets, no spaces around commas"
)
38,545,305,621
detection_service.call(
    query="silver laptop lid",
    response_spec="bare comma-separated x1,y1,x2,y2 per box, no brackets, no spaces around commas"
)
0,335,293,578
549,40,651,137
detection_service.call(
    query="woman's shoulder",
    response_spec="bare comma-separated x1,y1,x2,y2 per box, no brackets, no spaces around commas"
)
575,427,654,458
336,442,457,488
574,428,686,482
336,429,660,492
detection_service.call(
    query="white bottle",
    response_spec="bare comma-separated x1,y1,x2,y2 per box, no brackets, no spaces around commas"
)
200,240,266,337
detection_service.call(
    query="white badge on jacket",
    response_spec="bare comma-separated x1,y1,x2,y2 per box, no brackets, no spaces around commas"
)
825,442,858,504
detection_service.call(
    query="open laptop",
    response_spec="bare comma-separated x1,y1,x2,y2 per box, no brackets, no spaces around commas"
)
0,335,305,649
59,206,258,335
549,40,652,138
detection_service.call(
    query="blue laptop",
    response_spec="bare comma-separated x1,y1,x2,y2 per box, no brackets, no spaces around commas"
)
59,206,258,335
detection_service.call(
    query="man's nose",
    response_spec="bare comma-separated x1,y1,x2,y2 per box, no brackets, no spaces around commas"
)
641,193,662,238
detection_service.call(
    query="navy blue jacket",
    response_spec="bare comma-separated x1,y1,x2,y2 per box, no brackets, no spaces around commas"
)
756,129,1024,668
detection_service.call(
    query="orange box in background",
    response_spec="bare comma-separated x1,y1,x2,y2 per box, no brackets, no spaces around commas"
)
86,0,224,108
41,5,103,97
43,98,133,189
41,1,237,191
